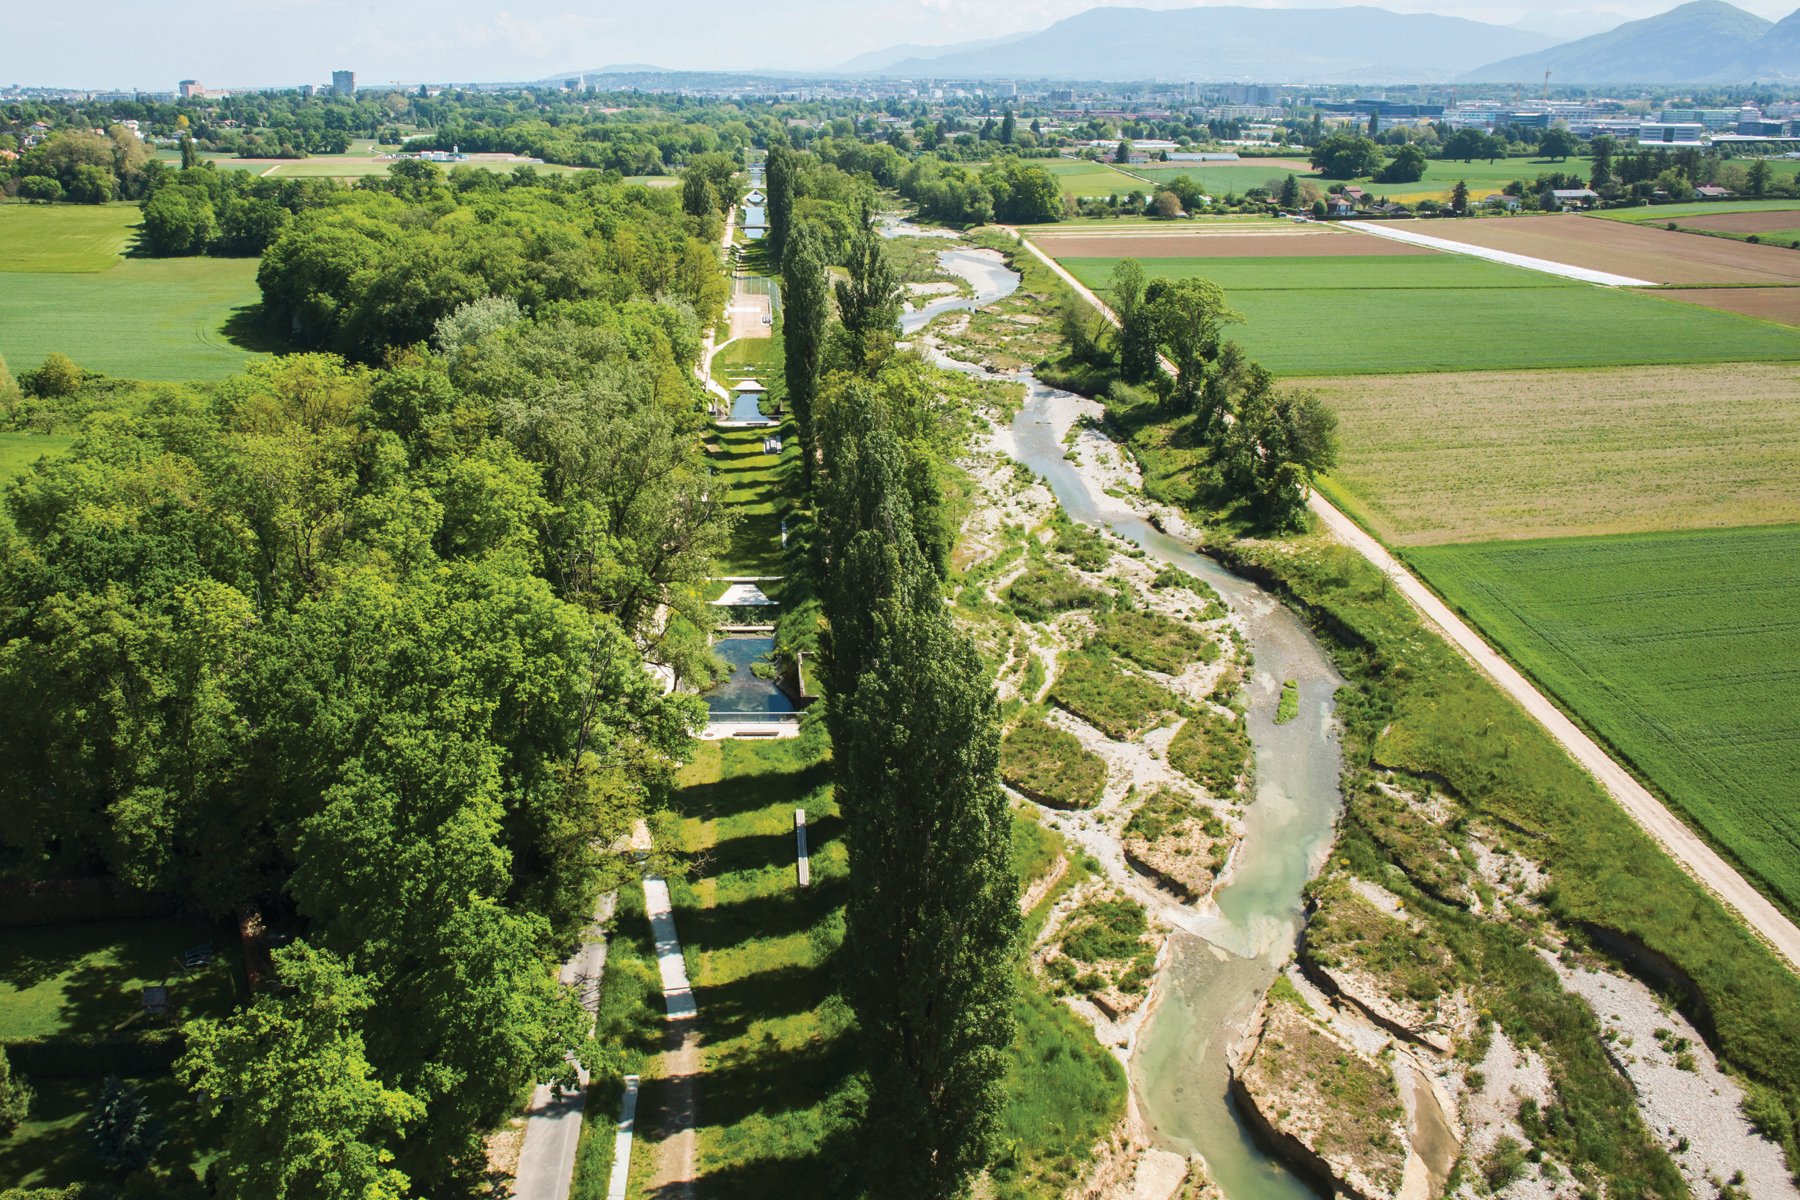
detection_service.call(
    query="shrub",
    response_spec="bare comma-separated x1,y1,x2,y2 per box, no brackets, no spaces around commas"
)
1047,649,1179,740
1006,565,1103,622
0,1046,32,1135
1095,609,1218,676
25,352,83,399
1001,720,1106,809
1167,708,1250,795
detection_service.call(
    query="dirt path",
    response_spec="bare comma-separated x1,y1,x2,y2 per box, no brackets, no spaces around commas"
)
640,876,699,1199
1010,226,1800,976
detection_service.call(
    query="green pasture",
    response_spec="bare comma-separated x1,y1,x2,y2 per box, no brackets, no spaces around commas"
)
1592,198,1800,224
1060,255,1800,374
1406,524,1800,916
1061,253,1573,293
0,433,76,485
1124,162,1313,196
0,256,266,381
1128,156,1597,203
0,203,141,272
1042,159,1150,198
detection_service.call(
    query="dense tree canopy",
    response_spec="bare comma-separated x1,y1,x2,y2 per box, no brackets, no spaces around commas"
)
1,196,723,1184
255,170,725,360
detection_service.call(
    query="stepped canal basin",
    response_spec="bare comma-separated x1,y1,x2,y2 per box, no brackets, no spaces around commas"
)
703,636,796,720
910,218,1346,1200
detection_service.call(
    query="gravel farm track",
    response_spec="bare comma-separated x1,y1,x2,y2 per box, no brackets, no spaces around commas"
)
1010,225,1800,975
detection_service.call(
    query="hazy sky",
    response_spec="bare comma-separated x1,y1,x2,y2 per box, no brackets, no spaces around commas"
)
9,0,1795,89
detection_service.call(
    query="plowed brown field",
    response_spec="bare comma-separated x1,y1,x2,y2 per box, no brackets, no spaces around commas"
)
1660,287,1800,326
1416,214,1800,284
1676,210,1800,234
1031,227,1435,259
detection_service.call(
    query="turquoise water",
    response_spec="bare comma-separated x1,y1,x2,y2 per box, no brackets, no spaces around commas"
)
704,637,794,716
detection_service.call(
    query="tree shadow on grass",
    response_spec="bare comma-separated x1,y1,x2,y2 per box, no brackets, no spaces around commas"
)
696,1021,856,1133
702,814,841,880
681,871,845,958
220,303,289,354
695,954,840,1046
677,758,830,825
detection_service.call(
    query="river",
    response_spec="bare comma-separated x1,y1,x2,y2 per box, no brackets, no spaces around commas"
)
906,224,1345,1200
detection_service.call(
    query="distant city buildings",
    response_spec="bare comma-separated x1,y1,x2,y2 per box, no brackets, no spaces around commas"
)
178,79,203,99
332,70,356,96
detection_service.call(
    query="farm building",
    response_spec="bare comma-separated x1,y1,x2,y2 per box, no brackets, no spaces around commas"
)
1549,188,1601,210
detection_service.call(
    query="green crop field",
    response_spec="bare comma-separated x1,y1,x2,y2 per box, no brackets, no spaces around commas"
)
1124,162,1314,195
1405,524,1800,915
1060,253,1572,292
1058,254,1800,375
1127,157,1598,203
0,203,141,272
0,256,266,381
1307,363,1800,545
1042,159,1150,198
1592,198,1800,223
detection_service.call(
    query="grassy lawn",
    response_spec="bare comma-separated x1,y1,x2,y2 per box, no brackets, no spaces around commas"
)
0,917,242,1040
1404,524,1800,917
1041,159,1150,198
643,722,1125,1197
0,255,268,382
0,203,142,272
1306,363,1800,545
0,432,76,485
659,730,854,1196
1057,253,1800,374
0,1074,219,1189
711,427,792,576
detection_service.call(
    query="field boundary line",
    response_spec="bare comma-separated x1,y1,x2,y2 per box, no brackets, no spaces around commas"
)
1341,221,1655,287
1006,223,1800,975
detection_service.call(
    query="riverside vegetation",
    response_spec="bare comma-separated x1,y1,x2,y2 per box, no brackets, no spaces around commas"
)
1009,229,1800,1193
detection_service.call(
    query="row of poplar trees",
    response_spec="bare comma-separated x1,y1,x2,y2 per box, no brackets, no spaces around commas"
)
772,141,1023,1199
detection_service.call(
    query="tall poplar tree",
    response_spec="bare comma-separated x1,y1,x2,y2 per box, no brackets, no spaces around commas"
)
781,223,829,482
765,142,796,260
821,394,1019,1200
835,215,901,374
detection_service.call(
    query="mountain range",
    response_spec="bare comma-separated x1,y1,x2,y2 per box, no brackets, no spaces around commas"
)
847,6,1557,82
828,0,1800,85
1465,0,1800,82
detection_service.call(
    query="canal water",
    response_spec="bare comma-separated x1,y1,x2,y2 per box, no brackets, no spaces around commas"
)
915,231,1345,1200
704,636,795,717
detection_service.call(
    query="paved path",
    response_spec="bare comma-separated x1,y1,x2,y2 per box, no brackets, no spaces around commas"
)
1010,225,1800,975
1342,220,1655,287
641,876,700,1199
512,892,617,1200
